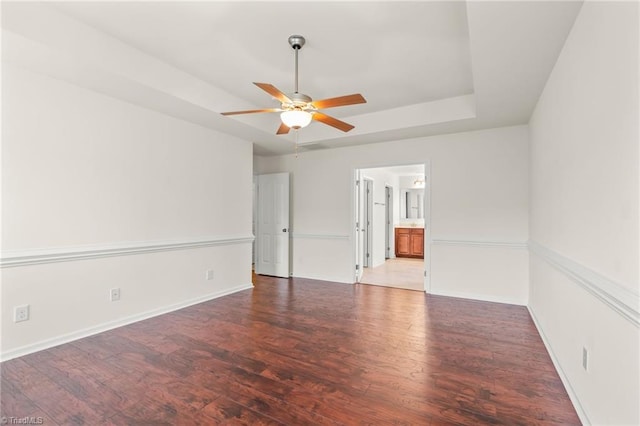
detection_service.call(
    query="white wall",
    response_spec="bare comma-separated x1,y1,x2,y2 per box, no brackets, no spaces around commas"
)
1,65,254,359
255,125,529,305
528,2,639,424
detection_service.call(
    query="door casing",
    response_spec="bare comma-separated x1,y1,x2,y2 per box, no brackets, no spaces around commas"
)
351,162,431,292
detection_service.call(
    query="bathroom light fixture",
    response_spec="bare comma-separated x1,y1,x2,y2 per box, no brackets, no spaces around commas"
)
280,110,313,129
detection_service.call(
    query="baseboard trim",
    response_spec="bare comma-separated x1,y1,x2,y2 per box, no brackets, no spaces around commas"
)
428,288,525,306
529,240,639,327
528,305,591,425
431,239,528,249
0,283,253,362
1,235,255,268
292,273,353,285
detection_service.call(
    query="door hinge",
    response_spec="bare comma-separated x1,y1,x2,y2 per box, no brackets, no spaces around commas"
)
356,265,360,270
366,253,370,258
424,270,427,277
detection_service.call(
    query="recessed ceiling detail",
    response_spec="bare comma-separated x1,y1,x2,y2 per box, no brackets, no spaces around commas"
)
2,1,583,155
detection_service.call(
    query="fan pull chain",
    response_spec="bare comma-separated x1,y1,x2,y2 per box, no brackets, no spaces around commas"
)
294,129,299,158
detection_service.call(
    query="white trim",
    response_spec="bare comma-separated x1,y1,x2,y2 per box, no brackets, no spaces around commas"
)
0,235,255,268
528,306,591,426
0,283,253,362
429,288,526,306
431,239,528,249
291,233,350,240
529,240,640,327
423,161,431,292
293,273,353,285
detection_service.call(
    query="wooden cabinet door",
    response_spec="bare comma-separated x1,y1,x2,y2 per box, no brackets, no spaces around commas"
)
395,229,411,257
411,232,424,257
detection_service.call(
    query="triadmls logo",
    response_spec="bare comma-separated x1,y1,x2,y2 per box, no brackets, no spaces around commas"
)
0,417,45,425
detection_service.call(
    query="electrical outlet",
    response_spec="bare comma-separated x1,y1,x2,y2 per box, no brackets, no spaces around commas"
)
110,288,121,301
205,270,214,280
14,305,30,323
582,347,589,371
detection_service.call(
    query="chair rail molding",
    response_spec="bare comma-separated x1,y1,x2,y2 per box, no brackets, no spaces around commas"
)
431,238,528,249
1,235,255,268
528,240,640,327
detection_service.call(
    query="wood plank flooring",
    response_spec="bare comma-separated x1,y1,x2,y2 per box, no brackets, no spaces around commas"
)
1,275,580,425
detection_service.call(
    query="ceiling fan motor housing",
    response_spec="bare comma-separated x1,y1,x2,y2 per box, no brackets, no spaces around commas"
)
285,92,313,111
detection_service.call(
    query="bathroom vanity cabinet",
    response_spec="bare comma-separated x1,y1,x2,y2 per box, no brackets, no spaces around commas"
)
395,227,424,258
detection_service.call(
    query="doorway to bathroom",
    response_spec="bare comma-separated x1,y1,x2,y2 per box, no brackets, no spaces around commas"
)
353,163,430,292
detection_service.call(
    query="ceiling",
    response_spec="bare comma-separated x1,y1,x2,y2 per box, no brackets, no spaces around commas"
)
2,1,583,156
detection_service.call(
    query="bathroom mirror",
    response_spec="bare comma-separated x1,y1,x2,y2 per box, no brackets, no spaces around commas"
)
401,188,424,219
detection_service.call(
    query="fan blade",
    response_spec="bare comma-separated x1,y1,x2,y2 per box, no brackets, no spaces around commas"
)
221,108,280,116
254,83,292,104
310,93,366,110
312,112,355,132
276,122,291,135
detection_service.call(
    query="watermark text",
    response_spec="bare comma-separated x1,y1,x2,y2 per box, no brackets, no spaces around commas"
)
1,417,45,425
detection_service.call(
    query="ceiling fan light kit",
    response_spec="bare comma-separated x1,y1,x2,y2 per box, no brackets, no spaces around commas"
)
221,35,366,135
281,110,312,129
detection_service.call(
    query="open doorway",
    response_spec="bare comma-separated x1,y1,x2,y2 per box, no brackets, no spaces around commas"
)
353,163,430,292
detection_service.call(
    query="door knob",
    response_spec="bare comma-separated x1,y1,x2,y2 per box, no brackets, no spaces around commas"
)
282,228,288,232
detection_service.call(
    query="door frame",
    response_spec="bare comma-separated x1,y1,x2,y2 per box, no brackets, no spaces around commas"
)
351,161,431,292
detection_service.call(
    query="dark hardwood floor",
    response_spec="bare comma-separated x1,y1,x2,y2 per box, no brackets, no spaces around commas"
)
1,275,580,425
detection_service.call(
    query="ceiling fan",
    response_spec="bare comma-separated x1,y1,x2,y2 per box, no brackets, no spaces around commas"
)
221,35,366,135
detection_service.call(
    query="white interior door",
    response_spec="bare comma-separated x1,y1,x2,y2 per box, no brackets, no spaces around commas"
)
363,179,373,268
385,186,393,259
355,171,364,282
256,173,290,278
